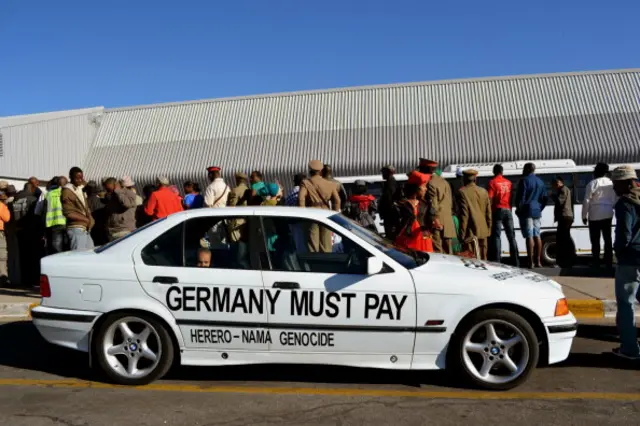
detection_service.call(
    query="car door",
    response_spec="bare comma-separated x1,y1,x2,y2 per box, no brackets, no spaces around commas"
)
257,214,417,366
134,213,271,352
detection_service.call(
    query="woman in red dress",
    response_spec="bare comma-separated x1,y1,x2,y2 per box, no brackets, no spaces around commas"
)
394,172,434,253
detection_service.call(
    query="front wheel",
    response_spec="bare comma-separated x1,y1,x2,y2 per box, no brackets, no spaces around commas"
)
94,313,174,386
448,309,539,390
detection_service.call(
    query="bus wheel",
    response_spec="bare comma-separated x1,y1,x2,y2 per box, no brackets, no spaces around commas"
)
541,235,557,266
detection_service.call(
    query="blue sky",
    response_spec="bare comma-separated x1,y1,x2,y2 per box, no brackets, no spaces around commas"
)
1,0,638,116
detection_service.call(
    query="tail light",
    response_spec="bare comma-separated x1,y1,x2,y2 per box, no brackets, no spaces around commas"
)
40,275,51,298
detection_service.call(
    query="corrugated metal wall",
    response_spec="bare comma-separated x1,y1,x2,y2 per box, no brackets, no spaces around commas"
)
0,108,103,180
81,70,640,189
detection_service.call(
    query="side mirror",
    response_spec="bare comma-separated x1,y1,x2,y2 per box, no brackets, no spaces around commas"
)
367,257,384,275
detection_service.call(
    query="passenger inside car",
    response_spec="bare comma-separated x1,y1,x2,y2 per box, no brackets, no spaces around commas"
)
196,248,211,268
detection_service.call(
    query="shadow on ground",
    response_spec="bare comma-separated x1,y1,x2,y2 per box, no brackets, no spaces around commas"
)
1,321,638,387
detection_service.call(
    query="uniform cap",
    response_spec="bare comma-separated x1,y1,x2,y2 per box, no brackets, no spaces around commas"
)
308,160,324,172
611,165,638,181
419,158,438,167
235,172,248,181
462,169,479,176
207,166,221,173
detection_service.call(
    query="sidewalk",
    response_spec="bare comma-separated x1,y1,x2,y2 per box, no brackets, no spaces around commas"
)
0,276,628,320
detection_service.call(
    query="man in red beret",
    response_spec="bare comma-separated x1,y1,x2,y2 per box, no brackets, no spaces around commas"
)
204,166,230,208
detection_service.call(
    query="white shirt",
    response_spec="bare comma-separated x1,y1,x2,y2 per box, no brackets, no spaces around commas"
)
582,177,617,221
204,178,230,208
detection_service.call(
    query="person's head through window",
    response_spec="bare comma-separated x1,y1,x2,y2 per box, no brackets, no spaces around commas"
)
197,248,212,268
493,164,504,177
522,163,535,176
594,163,609,179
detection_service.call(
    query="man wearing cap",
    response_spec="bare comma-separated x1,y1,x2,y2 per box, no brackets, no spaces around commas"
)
226,172,252,268
204,166,230,208
144,176,183,220
120,176,143,206
380,165,400,240
609,166,640,360
299,160,341,252
457,169,492,260
425,160,456,254
416,158,437,187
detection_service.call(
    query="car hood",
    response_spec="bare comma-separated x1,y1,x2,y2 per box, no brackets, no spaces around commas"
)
410,253,563,295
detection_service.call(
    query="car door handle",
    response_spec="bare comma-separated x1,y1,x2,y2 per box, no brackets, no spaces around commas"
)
272,282,300,290
153,276,179,284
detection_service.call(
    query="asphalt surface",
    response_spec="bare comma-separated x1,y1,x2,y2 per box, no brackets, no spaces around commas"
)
0,320,639,426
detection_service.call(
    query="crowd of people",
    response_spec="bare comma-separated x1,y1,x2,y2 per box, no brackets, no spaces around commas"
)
0,157,638,358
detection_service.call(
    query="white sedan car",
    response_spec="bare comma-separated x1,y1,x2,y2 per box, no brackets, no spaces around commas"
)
32,206,577,390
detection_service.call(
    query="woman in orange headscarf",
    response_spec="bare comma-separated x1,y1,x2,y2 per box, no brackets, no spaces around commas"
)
394,172,434,253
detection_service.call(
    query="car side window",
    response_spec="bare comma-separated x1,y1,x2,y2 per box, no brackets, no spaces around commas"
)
259,216,371,275
141,223,183,267
184,216,253,270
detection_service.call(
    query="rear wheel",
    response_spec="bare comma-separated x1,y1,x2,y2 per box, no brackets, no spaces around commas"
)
94,313,174,386
541,234,557,266
448,309,539,390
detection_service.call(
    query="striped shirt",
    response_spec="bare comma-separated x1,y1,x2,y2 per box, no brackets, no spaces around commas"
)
285,186,300,206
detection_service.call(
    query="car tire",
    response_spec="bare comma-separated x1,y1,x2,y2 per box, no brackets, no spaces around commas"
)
94,312,174,386
541,234,557,266
448,309,539,391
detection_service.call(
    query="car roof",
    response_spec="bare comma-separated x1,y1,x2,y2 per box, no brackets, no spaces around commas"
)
173,206,337,220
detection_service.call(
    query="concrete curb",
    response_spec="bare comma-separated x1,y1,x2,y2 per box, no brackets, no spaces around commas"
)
0,302,39,320
0,300,634,321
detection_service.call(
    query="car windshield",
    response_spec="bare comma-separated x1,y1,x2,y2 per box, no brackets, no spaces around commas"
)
328,214,428,269
94,217,166,253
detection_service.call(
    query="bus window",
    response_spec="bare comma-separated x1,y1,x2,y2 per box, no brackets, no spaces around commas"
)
574,172,592,203
537,174,556,205
476,176,491,189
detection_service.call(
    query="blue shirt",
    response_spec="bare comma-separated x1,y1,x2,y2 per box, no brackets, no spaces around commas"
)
516,174,547,219
184,193,204,209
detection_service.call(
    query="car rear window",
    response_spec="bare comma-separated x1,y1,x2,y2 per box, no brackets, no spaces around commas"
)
94,217,166,253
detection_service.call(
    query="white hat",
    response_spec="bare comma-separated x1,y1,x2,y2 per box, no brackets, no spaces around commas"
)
611,165,637,181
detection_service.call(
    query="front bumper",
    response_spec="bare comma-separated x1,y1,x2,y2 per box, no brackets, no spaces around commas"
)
543,314,578,365
31,306,101,352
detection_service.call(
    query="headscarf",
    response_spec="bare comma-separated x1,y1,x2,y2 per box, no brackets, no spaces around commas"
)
407,171,428,186
266,183,280,197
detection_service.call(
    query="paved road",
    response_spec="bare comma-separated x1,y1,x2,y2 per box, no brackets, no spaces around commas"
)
0,321,639,425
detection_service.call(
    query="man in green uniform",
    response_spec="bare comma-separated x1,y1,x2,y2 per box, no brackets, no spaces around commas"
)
299,160,341,253
227,172,251,268
458,169,492,260
426,160,456,254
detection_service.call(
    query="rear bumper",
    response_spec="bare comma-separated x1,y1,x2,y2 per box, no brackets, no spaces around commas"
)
544,315,578,365
31,306,101,352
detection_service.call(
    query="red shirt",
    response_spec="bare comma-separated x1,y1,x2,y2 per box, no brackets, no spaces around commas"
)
488,175,512,210
144,187,184,220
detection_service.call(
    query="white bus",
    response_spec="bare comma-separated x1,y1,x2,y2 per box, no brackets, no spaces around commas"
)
337,159,640,266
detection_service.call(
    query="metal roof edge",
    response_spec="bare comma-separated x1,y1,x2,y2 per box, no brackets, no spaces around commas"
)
0,106,105,128
103,68,640,114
